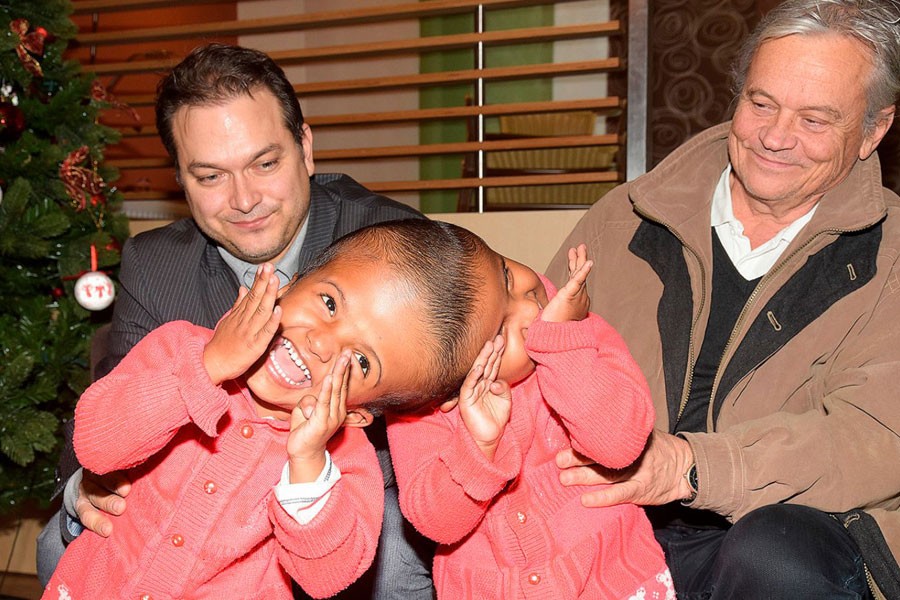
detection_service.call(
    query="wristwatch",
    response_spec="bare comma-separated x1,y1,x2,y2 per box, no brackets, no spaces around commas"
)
682,463,698,504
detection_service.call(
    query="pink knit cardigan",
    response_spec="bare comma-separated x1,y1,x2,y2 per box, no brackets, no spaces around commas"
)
44,321,383,600
388,283,668,599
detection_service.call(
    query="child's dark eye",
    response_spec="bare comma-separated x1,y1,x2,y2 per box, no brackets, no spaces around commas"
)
320,294,336,315
354,351,370,376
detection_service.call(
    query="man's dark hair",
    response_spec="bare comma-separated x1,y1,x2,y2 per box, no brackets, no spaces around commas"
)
301,219,491,414
155,43,304,170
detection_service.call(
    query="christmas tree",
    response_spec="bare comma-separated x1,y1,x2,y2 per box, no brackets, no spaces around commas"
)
0,0,129,513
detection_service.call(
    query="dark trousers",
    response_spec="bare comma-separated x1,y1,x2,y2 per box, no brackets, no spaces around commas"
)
653,504,873,599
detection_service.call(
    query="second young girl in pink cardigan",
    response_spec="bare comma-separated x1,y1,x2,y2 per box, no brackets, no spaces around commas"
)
387,244,674,599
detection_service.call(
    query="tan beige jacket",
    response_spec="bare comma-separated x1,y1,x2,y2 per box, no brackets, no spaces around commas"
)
547,122,900,588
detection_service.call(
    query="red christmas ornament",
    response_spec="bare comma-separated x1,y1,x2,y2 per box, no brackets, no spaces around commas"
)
9,19,45,77
89,79,140,124
51,287,64,299
59,146,105,210
0,101,26,144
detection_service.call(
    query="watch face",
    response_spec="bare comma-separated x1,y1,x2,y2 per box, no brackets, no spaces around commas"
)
689,464,699,492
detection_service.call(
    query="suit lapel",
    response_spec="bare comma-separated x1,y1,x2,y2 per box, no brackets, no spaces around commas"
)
199,242,240,328
297,180,339,273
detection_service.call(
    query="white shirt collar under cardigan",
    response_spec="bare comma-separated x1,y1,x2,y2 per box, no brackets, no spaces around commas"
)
711,165,817,280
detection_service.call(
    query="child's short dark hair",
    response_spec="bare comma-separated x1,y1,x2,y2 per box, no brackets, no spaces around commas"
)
302,219,489,413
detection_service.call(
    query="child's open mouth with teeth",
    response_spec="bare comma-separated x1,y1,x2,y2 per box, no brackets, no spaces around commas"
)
265,336,313,388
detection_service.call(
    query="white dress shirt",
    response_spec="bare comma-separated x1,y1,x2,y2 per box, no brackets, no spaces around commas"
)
711,165,817,280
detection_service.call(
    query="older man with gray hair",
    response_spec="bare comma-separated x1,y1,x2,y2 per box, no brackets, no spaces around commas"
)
548,1,900,597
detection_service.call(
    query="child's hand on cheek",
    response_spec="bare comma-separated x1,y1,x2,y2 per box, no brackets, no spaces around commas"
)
542,244,593,323
287,351,352,483
204,263,281,385
458,336,511,461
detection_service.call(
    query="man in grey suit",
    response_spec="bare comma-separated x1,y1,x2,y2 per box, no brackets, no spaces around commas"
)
37,43,435,599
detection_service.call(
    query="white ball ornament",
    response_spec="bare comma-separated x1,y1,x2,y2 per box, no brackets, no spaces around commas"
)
74,271,115,311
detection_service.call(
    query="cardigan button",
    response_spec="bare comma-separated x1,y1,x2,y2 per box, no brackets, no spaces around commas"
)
527,573,541,585
171,533,184,547
203,480,217,494
241,425,254,438
516,511,527,524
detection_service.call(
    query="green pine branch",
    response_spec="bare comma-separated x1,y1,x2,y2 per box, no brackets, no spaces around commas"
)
0,0,129,514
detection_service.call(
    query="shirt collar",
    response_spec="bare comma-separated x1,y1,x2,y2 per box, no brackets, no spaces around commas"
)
711,164,817,245
710,164,736,229
218,217,310,288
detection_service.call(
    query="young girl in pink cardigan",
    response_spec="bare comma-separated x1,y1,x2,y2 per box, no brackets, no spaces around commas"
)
387,244,674,599
44,220,501,600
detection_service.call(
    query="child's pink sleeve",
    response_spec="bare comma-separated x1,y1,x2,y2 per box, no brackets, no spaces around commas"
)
386,409,522,545
271,427,384,599
74,321,230,474
527,313,655,468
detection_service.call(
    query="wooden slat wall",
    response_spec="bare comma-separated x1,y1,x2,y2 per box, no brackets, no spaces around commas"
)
68,0,628,216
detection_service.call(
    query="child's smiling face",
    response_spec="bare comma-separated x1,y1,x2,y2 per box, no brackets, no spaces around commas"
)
244,254,431,415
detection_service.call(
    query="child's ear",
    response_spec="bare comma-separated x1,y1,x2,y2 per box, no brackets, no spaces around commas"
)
439,397,459,413
344,408,375,428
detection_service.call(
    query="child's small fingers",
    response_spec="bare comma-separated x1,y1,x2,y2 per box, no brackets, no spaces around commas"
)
257,272,280,314
244,263,276,313
332,352,351,421
490,379,511,397
295,395,317,422
476,339,495,363
575,243,588,262
264,305,282,336
567,247,578,275
462,340,494,387
246,264,268,298
484,336,505,381
567,244,590,275
313,374,334,425
249,271,278,321
570,259,593,286
228,286,250,314
460,362,486,398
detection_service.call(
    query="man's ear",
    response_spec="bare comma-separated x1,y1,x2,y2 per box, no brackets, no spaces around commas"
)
859,105,896,160
344,408,375,428
300,122,315,176
439,397,459,413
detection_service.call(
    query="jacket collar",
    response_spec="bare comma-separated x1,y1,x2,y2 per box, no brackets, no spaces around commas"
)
629,121,887,242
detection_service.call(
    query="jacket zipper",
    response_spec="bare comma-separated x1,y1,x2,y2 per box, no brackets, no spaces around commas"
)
632,206,707,422
840,513,885,600
864,564,884,600
708,226,866,424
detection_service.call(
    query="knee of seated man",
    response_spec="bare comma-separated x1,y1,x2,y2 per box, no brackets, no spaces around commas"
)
718,504,860,576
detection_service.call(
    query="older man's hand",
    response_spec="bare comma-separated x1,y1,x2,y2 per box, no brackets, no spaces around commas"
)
556,429,695,507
